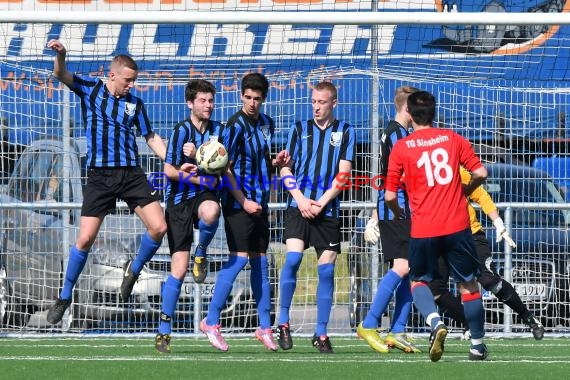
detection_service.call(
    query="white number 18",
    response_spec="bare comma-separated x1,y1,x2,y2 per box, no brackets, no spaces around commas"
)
417,148,453,187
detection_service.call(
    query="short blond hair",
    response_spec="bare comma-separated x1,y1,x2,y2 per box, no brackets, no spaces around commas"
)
110,54,138,72
314,81,337,100
394,86,420,110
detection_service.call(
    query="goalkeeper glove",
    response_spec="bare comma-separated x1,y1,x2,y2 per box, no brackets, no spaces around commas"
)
493,217,517,248
363,218,380,244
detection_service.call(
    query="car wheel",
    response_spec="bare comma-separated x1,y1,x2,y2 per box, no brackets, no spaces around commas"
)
555,277,570,327
0,266,8,325
0,266,32,328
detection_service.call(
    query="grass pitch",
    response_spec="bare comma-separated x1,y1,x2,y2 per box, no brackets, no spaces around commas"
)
1,336,568,380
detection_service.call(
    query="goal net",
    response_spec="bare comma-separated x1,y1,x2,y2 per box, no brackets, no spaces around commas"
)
1,1,570,337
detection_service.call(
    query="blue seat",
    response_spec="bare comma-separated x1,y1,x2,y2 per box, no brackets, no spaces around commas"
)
532,157,570,201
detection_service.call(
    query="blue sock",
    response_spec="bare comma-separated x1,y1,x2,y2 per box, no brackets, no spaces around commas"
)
462,292,485,339
60,246,88,300
316,263,335,337
206,255,248,326
159,275,183,335
132,232,161,274
250,255,272,329
412,282,442,329
195,219,219,258
278,252,303,326
362,269,401,329
391,275,412,334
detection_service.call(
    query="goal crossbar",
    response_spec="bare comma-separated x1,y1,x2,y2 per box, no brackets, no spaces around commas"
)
1,11,570,25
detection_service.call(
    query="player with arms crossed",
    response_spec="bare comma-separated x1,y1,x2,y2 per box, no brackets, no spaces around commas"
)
385,91,489,361
429,167,545,341
46,39,169,324
277,81,356,353
358,86,421,354
155,79,235,353
200,73,289,352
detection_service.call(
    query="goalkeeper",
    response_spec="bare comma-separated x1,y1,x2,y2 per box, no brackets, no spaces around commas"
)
428,167,545,340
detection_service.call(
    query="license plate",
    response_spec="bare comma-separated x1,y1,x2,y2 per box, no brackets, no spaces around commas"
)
181,283,215,297
513,283,547,300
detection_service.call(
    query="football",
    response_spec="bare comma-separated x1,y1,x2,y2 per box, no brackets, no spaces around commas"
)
195,140,229,175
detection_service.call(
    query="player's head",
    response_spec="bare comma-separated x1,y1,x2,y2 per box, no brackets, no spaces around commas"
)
108,55,138,97
312,81,337,125
241,73,269,119
395,86,420,115
185,79,216,122
407,91,436,126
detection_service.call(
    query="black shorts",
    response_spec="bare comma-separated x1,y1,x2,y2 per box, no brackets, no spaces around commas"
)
434,231,502,294
282,207,341,253
165,191,219,254
408,228,480,283
378,219,411,262
81,167,161,217
223,207,269,253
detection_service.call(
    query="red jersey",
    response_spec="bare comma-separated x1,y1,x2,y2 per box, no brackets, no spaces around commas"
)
385,128,483,238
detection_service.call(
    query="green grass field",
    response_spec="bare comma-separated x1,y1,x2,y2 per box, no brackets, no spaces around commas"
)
1,336,569,379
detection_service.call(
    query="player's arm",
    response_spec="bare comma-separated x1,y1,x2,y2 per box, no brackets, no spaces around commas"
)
280,162,321,219
46,39,74,89
224,165,262,215
463,166,488,196
317,159,352,208
464,170,516,248
384,148,406,219
145,132,167,161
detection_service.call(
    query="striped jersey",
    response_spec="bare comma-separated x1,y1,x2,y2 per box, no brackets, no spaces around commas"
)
377,120,412,221
285,119,356,218
72,74,153,168
165,119,237,206
223,110,275,211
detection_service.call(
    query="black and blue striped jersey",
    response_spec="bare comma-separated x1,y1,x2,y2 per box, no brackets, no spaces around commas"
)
285,119,356,218
165,119,237,206
377,120,411,221
72,74,153,168
222,110,275,211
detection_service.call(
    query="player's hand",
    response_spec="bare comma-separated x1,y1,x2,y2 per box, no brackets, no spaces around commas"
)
243,199,263,216
363,218,380,244
180,163,198,174
183,142,196,158
493,217,517,248
298,197,321,219
47,39,66,54
272,150,291,167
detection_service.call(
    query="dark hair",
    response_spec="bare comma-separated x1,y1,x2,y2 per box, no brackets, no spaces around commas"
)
111,54,138,71
185,79,216,102
407,91,436,126
241,73,269,98
314,81,337,100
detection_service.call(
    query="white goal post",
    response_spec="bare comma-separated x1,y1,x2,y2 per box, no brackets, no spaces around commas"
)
1,1,570,337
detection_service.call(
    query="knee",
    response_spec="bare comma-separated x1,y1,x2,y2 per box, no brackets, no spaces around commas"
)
478,272,500,291
200,203,221,225
149,221,167,240
75,233,96,251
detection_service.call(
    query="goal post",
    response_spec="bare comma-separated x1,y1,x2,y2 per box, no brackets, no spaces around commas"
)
1,1,570,337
